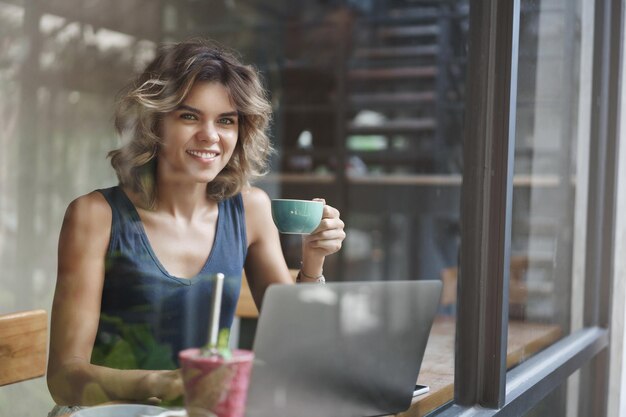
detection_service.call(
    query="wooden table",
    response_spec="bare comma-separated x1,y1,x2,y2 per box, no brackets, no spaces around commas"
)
235,284,561,416
236,281,561,417
57,309,561,417
396,317,562,417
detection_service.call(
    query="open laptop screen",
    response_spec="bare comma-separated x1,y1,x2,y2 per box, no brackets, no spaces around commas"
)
245,280,442,417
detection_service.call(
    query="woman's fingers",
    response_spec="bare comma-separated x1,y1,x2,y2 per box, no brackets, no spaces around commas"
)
307,227,345,242
304,219,345,255
306,237,344,253
153,369,183,401
322,204,340,220
312,198,340,221
312,217,344,234
303,201,345,256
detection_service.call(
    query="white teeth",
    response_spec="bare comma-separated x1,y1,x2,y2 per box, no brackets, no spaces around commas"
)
187,150,217,159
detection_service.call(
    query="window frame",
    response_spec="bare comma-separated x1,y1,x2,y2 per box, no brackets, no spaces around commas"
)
432,0,621,415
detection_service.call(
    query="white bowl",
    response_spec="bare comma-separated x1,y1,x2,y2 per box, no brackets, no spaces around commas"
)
70,404,170,417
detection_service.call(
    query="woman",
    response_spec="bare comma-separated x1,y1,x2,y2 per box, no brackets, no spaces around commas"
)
46,39,345,414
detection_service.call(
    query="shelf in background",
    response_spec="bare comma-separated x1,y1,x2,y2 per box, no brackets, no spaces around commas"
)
348,174,462,186
257,174,563,187
348,118,437,134
349,91,436,108
258,173,337,184
349,174,561,187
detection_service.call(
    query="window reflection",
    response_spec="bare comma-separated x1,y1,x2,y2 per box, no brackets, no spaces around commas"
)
0,1,471,415
161,0,469,281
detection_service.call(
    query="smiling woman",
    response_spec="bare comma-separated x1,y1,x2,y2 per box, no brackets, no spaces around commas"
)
45,38,346,415
109,39,273,206
158,82,240,186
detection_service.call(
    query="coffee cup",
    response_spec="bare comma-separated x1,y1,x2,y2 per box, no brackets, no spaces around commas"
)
271,199,324,234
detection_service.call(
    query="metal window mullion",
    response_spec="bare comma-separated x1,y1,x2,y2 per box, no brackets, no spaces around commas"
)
583,0,622,331
584,0,612,332
579,0,624,415
456,0,520,409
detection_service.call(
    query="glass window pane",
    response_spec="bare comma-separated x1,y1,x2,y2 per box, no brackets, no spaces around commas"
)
180,3,469,415
0,1,472,416
0,1,160,414
510,0,592,362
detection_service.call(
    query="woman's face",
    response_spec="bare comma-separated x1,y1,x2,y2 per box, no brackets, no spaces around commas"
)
157,81,239,185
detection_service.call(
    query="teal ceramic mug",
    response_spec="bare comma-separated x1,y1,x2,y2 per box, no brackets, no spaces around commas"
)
271,199,324,234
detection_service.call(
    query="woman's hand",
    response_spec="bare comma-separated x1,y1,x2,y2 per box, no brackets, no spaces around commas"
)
140,369,183,402
300,199,346,278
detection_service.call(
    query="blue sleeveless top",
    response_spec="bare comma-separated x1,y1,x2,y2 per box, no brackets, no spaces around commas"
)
91,186,247,369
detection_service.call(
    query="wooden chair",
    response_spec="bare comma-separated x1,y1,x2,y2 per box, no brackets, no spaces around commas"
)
0,309,48,386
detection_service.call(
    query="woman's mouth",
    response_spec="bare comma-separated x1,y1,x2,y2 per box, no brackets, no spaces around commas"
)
187,150,218,160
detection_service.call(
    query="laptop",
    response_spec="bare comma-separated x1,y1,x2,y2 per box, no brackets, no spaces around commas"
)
245,280,442,417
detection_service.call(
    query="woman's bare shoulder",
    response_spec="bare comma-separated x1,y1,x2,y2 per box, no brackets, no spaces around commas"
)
240,185,271,210
57,191,112,276
62,191,112,235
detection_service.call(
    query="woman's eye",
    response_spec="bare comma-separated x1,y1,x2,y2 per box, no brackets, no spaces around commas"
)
180,113,197,121
218,118,235,125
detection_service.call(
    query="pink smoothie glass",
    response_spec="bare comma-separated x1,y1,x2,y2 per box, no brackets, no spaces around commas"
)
179,348,254,417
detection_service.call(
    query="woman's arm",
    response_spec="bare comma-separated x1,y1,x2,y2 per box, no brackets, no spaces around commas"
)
242,188,294,310
47,192,181,405
242,188,345,309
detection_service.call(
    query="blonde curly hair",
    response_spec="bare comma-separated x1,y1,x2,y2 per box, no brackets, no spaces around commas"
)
108,38,273,206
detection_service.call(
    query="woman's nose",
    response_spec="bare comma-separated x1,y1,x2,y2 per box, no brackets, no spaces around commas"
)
200,123,219,142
